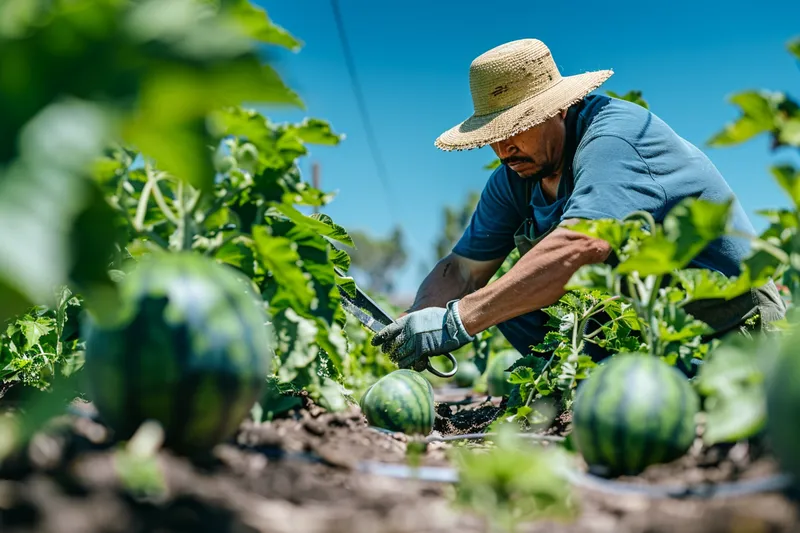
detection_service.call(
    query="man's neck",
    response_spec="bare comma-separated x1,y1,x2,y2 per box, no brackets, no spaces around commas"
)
540,173,561,203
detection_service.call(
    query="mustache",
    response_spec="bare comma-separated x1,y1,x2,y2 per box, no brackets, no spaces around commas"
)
501,156,534,165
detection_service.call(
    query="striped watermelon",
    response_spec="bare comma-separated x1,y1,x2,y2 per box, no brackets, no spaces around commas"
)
361,369,434,435
454,360,481,388
82,253,272,455
571,353,699,477
487,349,523,397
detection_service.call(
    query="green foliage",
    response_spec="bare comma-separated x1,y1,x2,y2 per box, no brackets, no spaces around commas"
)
707,91,800,148
0,0,304,322
605,90,649,109
0,287,84,390
695,333,771,446
451,427,577,533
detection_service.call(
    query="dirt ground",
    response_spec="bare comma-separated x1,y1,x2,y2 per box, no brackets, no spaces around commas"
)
0,388,798,533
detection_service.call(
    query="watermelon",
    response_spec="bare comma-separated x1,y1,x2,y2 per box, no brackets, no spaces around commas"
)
571,353,699,477
487,349,523,396
765,332,800,482
361,369,435,435
454,359,481,388
82,253,272,455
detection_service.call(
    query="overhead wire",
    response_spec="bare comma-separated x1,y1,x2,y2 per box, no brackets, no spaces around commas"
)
328,0,399,224
328,0,429,286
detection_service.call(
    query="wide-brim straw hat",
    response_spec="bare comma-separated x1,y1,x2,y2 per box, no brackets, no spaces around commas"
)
435,39,614,151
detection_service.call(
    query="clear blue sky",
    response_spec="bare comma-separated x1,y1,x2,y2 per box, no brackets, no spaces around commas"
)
257,0,800,298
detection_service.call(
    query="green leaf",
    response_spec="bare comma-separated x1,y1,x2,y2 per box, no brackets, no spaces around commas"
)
567,218,645,252
484,159,501,171
771,165,800,209
707,91,779,147
508,367,536,385
330,246,351,271
755,208,798,229
674,269,752,301
605,90,649,109
565,264,614,292
271,204,355,246
225,0,302,50
335,274,356,299
788,37,800,61
291,118,343,146
618,198,733,276
252,226,314,310
17,318,53,352
695,336,767,445
778,118,800,147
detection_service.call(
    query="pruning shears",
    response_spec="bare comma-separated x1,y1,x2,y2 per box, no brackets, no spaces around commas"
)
334,266,458,378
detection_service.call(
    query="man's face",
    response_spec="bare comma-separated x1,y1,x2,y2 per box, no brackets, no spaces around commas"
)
489,110,568,181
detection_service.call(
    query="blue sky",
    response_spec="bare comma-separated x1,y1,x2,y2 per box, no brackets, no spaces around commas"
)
258,0,800,298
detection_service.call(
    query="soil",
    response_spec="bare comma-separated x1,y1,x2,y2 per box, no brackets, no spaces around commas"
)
0,388,798,533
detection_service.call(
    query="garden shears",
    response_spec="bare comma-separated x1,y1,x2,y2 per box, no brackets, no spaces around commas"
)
333,266,458,378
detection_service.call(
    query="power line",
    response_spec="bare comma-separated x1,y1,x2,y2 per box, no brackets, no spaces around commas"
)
328,0,399,225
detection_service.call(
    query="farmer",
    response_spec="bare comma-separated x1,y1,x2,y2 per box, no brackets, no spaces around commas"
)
371,38,786,370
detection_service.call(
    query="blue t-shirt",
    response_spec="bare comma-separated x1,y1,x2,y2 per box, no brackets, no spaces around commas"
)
452,95,755,277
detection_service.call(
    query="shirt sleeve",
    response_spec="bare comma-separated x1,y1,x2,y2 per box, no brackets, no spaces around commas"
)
562,135,667,222
452,166,525,261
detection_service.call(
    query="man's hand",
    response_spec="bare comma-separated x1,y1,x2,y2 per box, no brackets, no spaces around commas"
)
371,300,474,370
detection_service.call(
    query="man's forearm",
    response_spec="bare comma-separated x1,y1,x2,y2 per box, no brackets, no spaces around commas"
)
405,255,476,313
457,227,611,335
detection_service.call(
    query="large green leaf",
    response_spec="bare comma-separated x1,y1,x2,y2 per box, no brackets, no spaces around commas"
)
225,0,302,50
566,218,645,252
695,336,767,445
707,91,779,147
674,268,752,301
251,226,314,310
291,118,344,146
271,204,355,246
617,198,732,276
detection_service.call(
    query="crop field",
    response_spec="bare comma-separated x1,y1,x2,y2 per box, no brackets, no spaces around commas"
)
1,2,800,533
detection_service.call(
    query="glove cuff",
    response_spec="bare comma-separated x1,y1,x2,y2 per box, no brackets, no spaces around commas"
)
445,299,475,344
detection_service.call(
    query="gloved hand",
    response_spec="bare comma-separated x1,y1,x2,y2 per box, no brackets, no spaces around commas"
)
371,300,475,370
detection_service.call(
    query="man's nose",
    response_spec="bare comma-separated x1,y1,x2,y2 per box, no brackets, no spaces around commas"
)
493,139,516,158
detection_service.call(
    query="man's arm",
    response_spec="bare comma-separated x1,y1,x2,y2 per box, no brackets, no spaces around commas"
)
403,253,505,316
457,222,612,335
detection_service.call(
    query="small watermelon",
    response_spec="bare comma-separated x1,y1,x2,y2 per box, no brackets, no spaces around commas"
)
571,353,699,477
454,359,481,388
361,369,435,435
82,253,272,455
487,349,523,397
765,331,800,482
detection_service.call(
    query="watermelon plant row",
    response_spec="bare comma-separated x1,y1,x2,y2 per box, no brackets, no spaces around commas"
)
0,0,396,456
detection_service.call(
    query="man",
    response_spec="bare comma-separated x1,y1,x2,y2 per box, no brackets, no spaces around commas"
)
371,38,785,370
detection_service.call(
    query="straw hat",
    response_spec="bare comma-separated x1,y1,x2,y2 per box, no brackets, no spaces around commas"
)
435,39,614,151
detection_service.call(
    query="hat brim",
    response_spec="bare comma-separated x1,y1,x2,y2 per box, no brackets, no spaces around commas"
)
434,70,614,151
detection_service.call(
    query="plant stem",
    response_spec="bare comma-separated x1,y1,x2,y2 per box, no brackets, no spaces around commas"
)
147,168,180,225
646,274,663,357
523,352,558,409
133,180,153,231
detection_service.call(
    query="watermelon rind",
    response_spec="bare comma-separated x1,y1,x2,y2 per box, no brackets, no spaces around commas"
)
361,369,435,435
571,352,699,477
486,349,523,397
82,252,273,455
